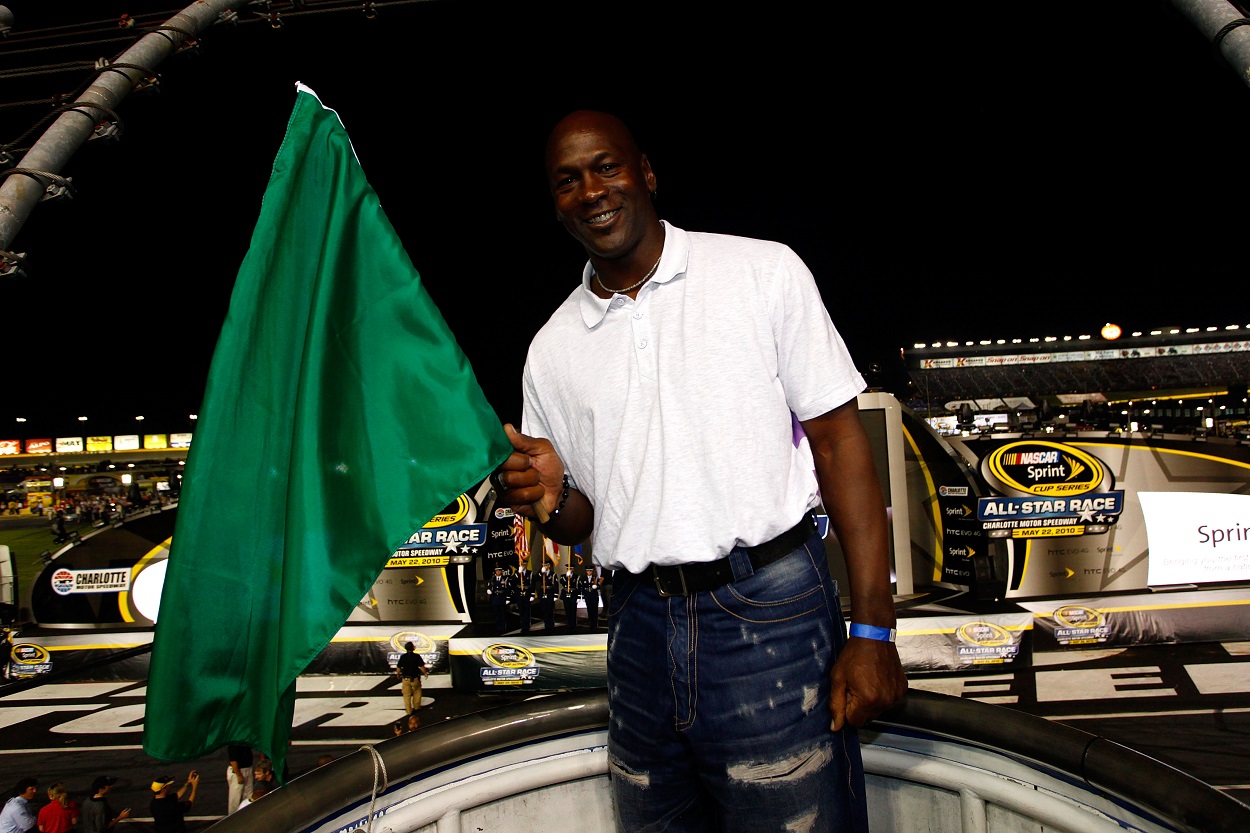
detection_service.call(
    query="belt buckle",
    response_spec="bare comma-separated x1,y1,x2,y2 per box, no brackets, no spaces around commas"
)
653,565,687,597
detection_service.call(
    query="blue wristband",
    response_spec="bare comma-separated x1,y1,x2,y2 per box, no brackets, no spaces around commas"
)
848,623,897,643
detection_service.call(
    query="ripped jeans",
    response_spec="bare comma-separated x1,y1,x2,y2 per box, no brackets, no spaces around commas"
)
605,530,867,833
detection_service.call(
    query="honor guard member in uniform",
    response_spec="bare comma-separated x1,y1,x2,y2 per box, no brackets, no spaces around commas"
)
536,563,559,631
579,566,603,631
513,562,535,633
486,566,511,635
560,565,580,632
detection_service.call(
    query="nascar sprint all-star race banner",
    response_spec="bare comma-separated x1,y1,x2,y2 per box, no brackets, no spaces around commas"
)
1018,587,1250,649
348,481,515,625
896,611,1033,673
943,433,1250,599
448,633,607,693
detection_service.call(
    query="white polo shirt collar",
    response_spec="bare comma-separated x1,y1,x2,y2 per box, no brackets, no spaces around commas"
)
578,220,686,328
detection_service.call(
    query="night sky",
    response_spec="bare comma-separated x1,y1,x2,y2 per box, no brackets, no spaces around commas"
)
2,0,1248,439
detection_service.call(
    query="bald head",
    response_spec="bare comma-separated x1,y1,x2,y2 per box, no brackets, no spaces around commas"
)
545,110,642,174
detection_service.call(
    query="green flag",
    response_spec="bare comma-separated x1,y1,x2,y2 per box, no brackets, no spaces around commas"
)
142,83,511,778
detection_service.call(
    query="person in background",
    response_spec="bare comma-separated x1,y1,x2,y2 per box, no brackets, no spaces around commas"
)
512,561,534,634
148,771,197,833
251,759,275,793
225,744,253,815
236,780,270,811
579,566,602,631
492,109,907,832
560,564,580,633
536,562,559,631
50,510,69,545
0,778,38,833
34,783,76,833
486,565,511,634
78,776,127,833
394,641,428,714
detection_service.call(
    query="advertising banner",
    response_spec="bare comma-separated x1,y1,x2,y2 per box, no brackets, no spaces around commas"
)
349,483,501,624
897,612,1033,673
1140,492,1250,586
1020,587,1250,649
899,407,1005,596
304,624,462,675
449,633,607,692
944,434,1250,598
55,437,84,453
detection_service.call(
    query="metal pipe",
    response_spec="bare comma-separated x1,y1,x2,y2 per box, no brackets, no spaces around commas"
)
0,0,252,255
1170,0,1250,89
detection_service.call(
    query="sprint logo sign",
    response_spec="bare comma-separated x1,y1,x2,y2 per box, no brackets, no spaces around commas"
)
1049,605,1110,645
8,643,51,677
977,441,1124,538
479,643,539,685
954,621,1020,664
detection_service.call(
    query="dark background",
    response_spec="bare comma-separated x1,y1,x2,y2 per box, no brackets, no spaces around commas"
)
2,0,1249,438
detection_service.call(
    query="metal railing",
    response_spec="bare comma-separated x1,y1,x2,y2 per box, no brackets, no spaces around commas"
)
204,687,1250,833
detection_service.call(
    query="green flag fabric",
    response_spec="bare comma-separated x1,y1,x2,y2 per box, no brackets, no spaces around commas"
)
142,83,511,777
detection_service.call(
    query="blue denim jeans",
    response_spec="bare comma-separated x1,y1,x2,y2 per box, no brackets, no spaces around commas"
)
605,529,868,833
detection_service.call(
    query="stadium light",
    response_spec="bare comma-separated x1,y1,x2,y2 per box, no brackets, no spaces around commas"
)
1100,323,1122,340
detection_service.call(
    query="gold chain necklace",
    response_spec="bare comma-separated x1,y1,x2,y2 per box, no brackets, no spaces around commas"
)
594,250,663,295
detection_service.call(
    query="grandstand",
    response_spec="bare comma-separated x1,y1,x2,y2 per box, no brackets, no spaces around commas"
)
902,323,1250,436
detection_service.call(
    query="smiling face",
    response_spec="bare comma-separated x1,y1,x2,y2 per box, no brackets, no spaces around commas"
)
545,111,659,266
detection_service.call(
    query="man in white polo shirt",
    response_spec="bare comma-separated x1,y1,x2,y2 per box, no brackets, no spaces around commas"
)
491,109,906,833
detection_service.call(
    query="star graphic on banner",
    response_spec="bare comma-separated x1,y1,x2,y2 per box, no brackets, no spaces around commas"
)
1077,508,1097,523
444,540,462,553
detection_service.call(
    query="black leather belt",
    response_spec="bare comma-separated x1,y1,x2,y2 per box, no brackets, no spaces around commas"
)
648,513,816,597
